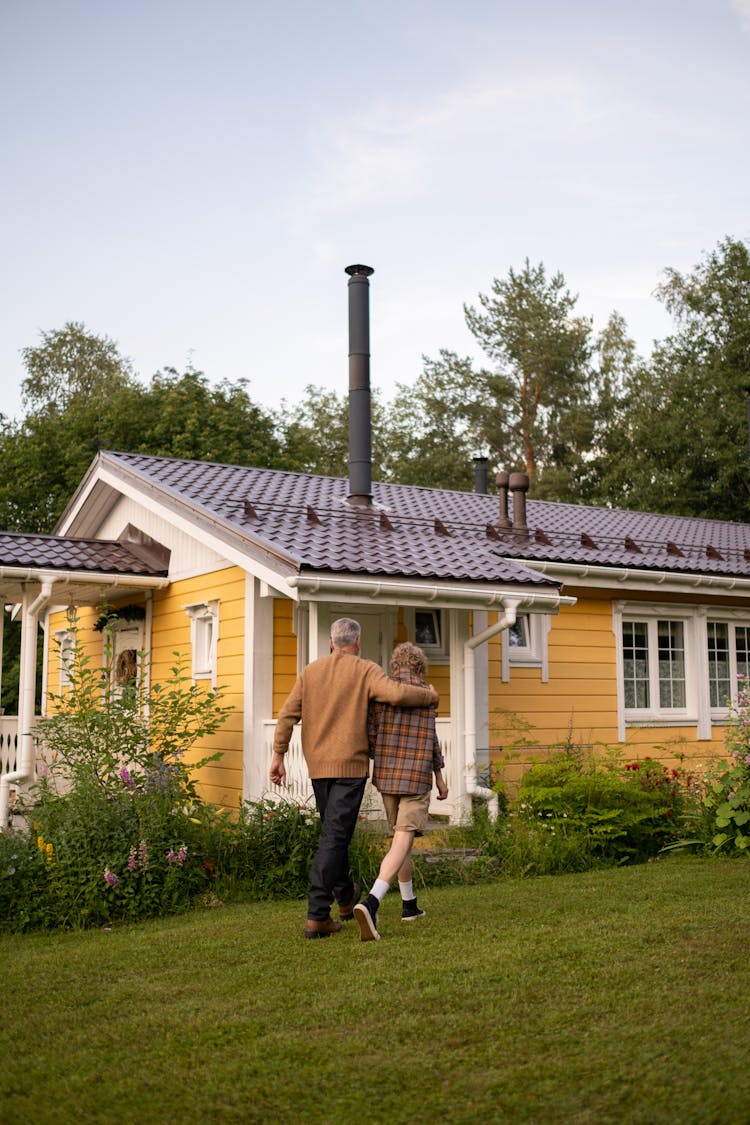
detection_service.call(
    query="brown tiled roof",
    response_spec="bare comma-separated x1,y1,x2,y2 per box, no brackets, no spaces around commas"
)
0,532,168,576
102,452,750,582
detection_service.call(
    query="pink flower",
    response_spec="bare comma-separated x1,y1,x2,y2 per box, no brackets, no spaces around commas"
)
104,868,119,888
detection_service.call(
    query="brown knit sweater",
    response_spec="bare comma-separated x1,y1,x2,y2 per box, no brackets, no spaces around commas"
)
273,649,437,779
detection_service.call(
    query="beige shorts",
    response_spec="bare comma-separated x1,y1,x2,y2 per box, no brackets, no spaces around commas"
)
381,791,431,834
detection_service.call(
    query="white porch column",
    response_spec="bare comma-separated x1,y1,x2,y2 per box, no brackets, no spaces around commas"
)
0,581,52,827
244,575,274,804
448,608,471,824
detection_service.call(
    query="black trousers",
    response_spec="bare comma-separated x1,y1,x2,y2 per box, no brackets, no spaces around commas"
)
308,777,367,920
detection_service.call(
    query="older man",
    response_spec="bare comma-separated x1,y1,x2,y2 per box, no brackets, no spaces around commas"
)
270,617,439,939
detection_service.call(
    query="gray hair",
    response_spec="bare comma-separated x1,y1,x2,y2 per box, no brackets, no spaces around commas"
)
330,618,362,648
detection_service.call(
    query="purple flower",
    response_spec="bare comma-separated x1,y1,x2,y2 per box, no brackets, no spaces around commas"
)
119,767,136,789
104,868,119,888
127,851,137,872
166,845,188,866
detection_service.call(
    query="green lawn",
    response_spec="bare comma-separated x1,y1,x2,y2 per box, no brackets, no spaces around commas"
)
2,856,749,1124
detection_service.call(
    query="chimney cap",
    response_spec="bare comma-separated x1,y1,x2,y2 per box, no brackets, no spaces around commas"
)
345,264,374,277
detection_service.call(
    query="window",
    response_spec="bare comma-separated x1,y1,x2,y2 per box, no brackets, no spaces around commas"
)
708,621,750,710
621,614,688,719
404,608,449,662
184,601,219,683
502,613,549,681
55,629,76,691
614,602,750,739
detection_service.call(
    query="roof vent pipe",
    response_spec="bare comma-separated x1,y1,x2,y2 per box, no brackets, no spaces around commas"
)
345,264,374,507
509,471,530,535
495,470,512,528
473,456,489,494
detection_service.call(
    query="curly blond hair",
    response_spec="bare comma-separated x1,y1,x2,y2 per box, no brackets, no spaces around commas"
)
390,641,428,677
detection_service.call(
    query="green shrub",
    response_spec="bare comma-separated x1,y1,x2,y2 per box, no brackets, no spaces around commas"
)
702,678,750,853
516,747,695,865
1,624,232,932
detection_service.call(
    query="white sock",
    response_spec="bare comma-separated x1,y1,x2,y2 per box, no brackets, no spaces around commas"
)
399,880,415,902
370,878,390,902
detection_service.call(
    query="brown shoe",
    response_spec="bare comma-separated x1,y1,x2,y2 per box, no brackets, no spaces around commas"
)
304,917,343,939
338,882,361,922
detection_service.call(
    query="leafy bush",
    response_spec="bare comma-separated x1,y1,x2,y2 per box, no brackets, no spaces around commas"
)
702,678,750,853
0,625,232,932
513,747,695,865
190,798,323,901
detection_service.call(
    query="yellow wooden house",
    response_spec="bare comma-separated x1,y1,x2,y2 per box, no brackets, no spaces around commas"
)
2,446,749,828
1,267,748,826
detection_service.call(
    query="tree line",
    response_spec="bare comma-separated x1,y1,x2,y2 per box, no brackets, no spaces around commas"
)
1,234,748,541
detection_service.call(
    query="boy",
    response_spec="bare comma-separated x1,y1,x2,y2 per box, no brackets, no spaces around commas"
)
354,642,448,942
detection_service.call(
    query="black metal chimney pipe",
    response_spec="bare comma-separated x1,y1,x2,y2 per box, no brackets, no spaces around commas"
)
345,264,374,506
473,456,489,494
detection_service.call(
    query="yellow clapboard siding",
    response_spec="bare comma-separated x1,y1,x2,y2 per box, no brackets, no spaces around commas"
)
272,600,298,717
274,634,298,657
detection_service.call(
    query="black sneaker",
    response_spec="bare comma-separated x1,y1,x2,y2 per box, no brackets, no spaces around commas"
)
401,898,426,922
353,894,381,941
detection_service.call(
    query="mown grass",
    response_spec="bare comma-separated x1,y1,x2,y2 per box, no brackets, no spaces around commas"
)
2,855,749,1124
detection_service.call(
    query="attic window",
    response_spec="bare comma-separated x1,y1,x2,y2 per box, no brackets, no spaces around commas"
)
184,600,219,684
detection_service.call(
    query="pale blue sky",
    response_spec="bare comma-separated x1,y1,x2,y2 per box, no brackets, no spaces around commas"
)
1,0,748,423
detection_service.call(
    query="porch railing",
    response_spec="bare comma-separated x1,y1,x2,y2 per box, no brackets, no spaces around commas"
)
259,718,456,821
0,717,19,776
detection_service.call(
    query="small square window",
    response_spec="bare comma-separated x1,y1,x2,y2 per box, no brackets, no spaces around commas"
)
406,609,449,662
502,613,549,681
184,600,219,683
415,610,440,647
56,629,76,691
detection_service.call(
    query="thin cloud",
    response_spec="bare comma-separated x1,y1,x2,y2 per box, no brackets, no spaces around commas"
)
298,70,608,216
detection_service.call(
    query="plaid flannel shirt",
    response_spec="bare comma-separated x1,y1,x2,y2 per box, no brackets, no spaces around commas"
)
368,669,444,795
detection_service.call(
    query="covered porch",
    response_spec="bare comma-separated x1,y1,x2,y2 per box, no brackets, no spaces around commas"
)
0,546,171,828
244,574,575,825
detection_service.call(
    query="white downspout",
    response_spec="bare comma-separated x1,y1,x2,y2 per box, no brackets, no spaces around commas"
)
463,597,521,822
0,580,53,828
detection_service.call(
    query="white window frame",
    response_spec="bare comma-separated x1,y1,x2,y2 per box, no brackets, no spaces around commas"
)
404,608,449,663
501,613,550,682
612,602,750,741
184,600,219,685
706,613,750,720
